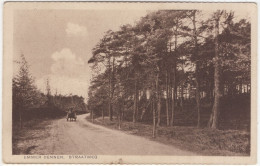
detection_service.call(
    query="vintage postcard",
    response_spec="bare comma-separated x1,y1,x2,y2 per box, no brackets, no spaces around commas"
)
2,2,257,164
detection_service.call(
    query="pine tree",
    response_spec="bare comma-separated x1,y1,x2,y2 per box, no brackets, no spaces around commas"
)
13,54,38,128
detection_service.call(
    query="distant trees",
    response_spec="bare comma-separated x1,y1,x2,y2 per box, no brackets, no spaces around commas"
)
47,79,86,112
13,55,87,128
88,10,251,133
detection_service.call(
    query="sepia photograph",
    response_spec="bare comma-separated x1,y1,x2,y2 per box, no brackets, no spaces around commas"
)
2,2,257,164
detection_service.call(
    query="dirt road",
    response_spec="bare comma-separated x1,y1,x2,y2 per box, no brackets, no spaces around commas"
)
26,114,195,155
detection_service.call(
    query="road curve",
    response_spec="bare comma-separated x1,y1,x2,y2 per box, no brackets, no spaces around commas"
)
33,114,196,155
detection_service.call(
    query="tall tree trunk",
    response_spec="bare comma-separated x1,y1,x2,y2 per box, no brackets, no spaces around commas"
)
171,19,178,126
208,13,221,129
180,85,184,111
192,10,201,128
195,78,200,127
120,101,124,129
156,72,161,127
166,70,170,126
108,103,112,121
108,56,112,121
110,57,115,121
119,112,122,129
19,109,23,129
133,74,138,123
152,99,156,138
220,69,225,96
137,90,140,121
168,73,172,124
171,69,176,126
180,57,185,112
174,82,177,107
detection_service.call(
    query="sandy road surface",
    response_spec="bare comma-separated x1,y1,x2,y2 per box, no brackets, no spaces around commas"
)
29,114,196,155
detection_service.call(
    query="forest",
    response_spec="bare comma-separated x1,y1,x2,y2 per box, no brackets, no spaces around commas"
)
87,9,251,139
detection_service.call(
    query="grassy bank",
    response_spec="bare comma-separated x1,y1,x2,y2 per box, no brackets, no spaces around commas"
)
12,118,55,155
89,117,250,156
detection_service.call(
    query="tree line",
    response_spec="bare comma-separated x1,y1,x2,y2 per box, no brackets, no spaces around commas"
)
87,10,250,135
13,55,86,128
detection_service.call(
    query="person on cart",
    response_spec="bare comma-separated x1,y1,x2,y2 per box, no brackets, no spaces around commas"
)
67,108,77,121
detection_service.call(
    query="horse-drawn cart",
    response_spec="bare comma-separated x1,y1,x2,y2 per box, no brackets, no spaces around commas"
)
67,111,77,121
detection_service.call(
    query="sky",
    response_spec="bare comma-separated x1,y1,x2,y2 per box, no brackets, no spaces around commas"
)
13,10,249,101
13,10,148,100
